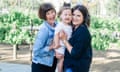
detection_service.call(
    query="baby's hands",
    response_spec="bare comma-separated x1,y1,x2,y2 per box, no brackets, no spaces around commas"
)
53,44,61,49
59,30,67,41
49,44,61,50
49,42,55,50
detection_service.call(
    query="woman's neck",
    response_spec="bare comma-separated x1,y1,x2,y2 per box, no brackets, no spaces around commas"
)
50,23,54,27
47,22,55,27
74,25,79,30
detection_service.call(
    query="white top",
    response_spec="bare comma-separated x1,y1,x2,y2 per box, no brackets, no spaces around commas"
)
54,22,72,54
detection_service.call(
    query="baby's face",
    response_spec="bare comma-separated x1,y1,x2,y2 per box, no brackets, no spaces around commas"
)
60,9,72,24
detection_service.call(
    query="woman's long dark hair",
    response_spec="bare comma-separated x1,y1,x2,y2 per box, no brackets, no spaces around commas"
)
72,5,90,27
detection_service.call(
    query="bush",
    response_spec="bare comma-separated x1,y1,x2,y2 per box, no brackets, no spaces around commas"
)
90,16,120,50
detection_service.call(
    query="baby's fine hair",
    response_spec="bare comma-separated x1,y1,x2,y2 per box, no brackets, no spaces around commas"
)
58,7,71,18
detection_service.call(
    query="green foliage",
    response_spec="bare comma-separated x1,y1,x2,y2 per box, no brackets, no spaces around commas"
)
0,22,11,43
0,11,42,45
90,16,120,50
5,29,22,44
0,11,120,50
91,29,111,50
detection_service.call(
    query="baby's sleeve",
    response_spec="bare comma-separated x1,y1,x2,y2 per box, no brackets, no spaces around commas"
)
54,24,62,35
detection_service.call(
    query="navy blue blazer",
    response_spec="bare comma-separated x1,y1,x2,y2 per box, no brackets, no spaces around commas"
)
64,24,92,72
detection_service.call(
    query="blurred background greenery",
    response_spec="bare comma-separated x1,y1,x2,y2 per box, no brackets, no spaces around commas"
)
0,0,120,50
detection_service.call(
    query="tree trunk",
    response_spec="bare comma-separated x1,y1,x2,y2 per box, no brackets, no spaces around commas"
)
30,43,33,61
13,44,17,60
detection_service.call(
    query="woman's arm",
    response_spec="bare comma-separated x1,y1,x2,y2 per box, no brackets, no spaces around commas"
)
61,26,90,58
60,30,73,53
49,33,61,50
33,26,52,56
63,39,73,53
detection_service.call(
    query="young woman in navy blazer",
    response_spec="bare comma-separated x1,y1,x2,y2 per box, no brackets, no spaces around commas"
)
60,5,92,72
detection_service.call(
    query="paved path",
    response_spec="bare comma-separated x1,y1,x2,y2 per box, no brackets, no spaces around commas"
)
0,62,59,72
0,62,31,72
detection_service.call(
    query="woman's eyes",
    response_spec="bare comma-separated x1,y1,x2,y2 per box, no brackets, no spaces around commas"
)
46,10,55,15
77,15,81,17
73,14,81,17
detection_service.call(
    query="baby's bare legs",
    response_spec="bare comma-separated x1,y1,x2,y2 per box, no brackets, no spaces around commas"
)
56,52,64,72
